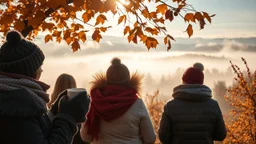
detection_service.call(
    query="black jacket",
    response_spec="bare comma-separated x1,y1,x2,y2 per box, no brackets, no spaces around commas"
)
158,84,226,144
0,88,78,144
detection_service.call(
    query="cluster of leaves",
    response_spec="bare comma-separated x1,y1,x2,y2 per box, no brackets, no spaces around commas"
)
0,0,214,51
223,58,256,144
143,90,165,144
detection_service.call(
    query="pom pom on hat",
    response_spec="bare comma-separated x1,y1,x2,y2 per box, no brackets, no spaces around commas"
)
6,30,23,44
182,62,204,84
106,57,130,84
111,57,121,66
193,62,204,71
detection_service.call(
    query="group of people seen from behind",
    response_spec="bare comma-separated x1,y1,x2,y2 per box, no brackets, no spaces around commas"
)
0,30,226,144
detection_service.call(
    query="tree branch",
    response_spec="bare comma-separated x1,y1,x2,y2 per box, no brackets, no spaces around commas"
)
21,0,74,37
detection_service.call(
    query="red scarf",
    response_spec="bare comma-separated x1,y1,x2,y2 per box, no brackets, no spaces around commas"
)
85,85,138,140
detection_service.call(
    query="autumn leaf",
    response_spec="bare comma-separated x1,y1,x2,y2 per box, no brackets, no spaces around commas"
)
64,30,71,40
41,22,55,31
14,21,25,31
164,36,168,45
186,24,193,37
146,37,159,50
71,40,80,52
184,13,195,23
124,26,130,35
194,12,203,22
202,12,211,23
95,14,107,25
65,37,72,45
167,39,171,51
145,27,159,35
165,10,174,22
156,4,168,14
118,15,126,25
78,31,86,42
199,19,206,29
44,34,53,43
92,29,102,42
167,34,175,41
73,0,85,7
82,10,94,23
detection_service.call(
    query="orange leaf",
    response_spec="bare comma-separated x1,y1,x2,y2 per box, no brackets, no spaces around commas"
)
44,34,52,43
184,13,195,23
95,14,107,25
199,19,206,30
150,12,157,18
56,36,62,43
145,27,159,35
194,12,203,22
78,31,86,42
82,10,94,23
73,0,84,7
156,4,168,15
186,24,193,38
128,34,135,43
124,26,130,35
14,21,25,31
71,40,80,52
202,12,211,23
167,39,171,51
146,37,159,50
118,15,126,25
167,34,175,41
92,30,102,42
64,30,71,40
65,37,72,45
164,36,168,45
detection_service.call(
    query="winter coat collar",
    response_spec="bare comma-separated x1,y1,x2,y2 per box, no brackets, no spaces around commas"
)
172,84,212,101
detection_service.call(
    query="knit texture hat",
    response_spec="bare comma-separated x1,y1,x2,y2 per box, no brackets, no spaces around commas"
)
0,30,45,77
106,58,130,84
182,63,204,84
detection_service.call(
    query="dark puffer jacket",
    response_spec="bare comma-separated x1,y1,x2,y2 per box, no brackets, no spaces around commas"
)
158,84,226,144
0,89,78,144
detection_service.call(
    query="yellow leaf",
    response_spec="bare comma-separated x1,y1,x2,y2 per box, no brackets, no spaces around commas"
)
44,34,52,43
146,37,159,50
118,15,126,25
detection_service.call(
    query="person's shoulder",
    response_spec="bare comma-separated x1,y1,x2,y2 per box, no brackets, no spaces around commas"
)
0,89,46,117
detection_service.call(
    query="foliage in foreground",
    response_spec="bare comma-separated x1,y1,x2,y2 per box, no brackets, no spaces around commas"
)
0,0,214,51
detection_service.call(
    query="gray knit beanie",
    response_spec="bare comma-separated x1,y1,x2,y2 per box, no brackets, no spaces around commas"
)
0,30,45,78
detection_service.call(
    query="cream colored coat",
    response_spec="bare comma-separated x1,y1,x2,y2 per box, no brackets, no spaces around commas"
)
80,98,156,144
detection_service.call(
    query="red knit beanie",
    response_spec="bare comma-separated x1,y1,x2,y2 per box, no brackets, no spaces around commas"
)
182,63,204,84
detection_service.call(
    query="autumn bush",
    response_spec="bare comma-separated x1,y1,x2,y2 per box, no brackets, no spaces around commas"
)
223,58,256,144
143,90,166,144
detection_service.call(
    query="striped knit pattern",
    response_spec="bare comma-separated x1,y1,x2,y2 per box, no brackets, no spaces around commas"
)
106,64,130,84
0,39,45,77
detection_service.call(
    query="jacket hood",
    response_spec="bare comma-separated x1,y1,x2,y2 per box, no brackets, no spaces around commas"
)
90,71,143,96
0,89,46,117
172,84,212,101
